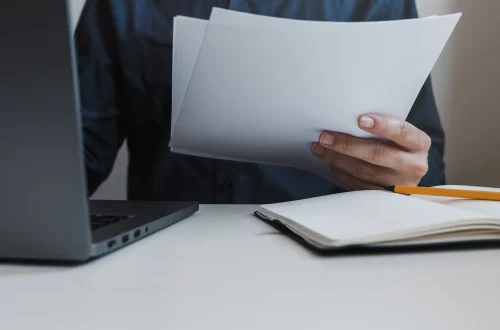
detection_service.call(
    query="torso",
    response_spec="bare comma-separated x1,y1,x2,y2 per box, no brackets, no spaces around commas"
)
109,0,413,203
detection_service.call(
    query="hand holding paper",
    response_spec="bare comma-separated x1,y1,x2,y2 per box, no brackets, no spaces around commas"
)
312,113,432,189
170,8,461,181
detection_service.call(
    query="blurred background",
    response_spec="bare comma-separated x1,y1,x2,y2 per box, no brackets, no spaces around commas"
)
68,0,500,200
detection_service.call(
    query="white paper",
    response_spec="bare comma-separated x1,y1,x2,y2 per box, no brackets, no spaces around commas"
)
210,8,441,29
170,10,461,179
171,16,207,135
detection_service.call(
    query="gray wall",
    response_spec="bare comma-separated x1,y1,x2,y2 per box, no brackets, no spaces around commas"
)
69,0,500,200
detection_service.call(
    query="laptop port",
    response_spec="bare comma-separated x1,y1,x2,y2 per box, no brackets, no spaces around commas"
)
134,229,141,238
122,234,129,244
107,240,116,249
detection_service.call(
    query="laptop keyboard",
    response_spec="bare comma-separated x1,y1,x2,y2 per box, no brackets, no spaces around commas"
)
91,214,132,231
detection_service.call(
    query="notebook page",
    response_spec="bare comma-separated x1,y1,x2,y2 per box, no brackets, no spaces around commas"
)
411,185,500,218
258,191,496,243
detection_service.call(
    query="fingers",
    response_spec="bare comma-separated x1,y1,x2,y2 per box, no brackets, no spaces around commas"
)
317,130,407,170
357,114,432,152
313,114,431,189
312,143,398,187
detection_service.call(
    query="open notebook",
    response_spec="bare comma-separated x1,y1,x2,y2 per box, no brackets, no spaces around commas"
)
255,185,500,252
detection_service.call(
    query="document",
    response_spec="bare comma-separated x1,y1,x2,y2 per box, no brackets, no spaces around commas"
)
171,16,207,134
170,8,461,180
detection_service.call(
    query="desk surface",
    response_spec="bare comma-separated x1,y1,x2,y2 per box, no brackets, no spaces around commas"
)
1,205,499,330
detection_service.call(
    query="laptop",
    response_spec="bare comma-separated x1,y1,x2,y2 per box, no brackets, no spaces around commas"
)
0,1,199,262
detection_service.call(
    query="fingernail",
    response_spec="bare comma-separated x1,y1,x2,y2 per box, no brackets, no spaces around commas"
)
360,116,375,128
312,143,324,156
319,133,335,146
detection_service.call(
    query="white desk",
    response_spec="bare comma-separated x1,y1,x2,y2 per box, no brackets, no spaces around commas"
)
1,205,499,330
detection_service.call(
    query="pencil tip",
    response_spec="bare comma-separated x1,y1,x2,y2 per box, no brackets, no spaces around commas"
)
384,185,396,192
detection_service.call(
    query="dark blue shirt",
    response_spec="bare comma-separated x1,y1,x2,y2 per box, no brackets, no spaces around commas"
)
75,0,446,204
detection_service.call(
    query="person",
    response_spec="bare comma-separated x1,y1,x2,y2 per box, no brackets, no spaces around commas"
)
75,0,446,204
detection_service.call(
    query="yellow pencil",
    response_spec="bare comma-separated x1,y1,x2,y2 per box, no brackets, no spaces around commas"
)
385,185,500,201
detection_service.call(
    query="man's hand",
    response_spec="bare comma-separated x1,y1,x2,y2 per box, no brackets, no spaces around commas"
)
311,114,431,190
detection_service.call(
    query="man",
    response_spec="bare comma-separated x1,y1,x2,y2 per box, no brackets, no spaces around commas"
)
75,0,446,204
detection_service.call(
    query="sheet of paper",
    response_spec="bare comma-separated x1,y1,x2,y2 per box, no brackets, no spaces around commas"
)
210,7,346,29
171,8,445,132
171,16,207,136
209,8,440,28
170,10,461,179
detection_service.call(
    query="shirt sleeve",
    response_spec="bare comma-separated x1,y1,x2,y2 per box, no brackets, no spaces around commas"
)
402,0,447,186
74,0,127,196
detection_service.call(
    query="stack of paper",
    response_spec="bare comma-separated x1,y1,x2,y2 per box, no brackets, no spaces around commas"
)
170,8,461,180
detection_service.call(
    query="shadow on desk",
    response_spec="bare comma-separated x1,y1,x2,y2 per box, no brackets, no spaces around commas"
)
0,261,74,276
0,257,91,275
